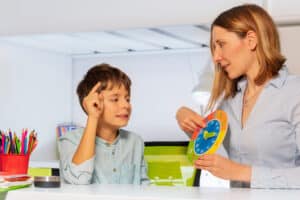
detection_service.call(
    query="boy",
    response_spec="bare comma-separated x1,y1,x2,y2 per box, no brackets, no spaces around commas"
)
58,63,149,185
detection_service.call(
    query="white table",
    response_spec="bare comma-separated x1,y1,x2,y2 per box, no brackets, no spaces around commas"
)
2,183,300,200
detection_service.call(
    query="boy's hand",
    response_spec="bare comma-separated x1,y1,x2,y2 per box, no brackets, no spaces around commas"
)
82,82,104,119
176,106,206,135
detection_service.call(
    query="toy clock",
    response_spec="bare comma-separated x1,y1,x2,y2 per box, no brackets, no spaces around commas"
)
187,110,228,162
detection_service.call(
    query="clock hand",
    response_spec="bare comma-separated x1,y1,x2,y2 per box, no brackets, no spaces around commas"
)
203,130,216,140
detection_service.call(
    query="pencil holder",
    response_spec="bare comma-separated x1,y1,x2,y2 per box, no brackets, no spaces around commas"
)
0,154,30,175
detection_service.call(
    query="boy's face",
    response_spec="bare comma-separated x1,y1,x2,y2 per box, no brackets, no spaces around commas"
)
100,84,131,129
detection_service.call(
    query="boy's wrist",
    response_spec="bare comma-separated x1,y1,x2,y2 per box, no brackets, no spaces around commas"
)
87,116,100,124
84,116,100,136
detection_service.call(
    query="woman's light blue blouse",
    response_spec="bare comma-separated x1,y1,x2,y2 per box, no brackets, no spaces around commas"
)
58,128,149,185
220,67,300,188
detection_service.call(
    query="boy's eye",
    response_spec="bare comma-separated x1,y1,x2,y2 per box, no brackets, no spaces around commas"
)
110,98,118,102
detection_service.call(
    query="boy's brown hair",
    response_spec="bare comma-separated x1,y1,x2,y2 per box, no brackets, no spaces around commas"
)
77,63,131,112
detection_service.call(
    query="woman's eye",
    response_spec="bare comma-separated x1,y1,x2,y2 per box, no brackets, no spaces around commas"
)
219,42,225,48
110,98,118,102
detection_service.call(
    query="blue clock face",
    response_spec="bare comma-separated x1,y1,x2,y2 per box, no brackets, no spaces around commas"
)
194,119,220,155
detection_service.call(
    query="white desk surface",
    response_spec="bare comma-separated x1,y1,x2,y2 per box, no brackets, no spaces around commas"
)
2,183,300,200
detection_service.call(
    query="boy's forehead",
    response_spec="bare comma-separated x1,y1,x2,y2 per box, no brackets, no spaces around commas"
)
106,81,125,89
104,82,129,94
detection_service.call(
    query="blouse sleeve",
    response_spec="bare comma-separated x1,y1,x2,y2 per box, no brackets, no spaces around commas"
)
251,91,300,189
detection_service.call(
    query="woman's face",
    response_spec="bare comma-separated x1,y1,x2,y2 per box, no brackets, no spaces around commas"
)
211,26,255,79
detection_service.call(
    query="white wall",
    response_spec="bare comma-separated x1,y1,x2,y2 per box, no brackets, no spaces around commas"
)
279,26,300,75
71,50,211,142
0,42,72,160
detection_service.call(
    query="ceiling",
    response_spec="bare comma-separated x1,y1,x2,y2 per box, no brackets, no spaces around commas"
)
1,1,299,57
0,0,265,36
0,25,210,56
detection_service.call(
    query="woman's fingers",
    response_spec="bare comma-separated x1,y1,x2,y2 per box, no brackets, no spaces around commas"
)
191,114,206,128
195,154,215,167
181,117,206,134
181,122,196,134
182,119,197,130
195,160,214,168
194,155,218,174
176,107,206,134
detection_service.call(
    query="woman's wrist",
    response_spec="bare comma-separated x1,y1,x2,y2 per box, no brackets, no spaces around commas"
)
235,164,252,182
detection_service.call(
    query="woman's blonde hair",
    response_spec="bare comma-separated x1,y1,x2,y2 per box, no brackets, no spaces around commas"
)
208,4,286,110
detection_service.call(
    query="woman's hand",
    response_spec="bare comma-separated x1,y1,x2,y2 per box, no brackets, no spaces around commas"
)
82,82,104,119
194,154,251,182
176,106,206,135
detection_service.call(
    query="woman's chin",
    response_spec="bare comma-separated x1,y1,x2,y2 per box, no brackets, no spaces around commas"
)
226,71,239,80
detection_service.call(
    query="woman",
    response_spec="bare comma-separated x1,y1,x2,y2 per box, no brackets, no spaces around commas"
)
176,4,300,188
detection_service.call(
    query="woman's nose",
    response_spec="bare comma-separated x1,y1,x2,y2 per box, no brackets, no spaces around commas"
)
213,49,222,63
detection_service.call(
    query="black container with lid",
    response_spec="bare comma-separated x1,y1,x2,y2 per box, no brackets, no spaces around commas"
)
34,176,61,188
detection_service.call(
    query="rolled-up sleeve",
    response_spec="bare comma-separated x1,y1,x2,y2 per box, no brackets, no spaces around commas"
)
132,138,149,185
58,137,95,184
140,156,150,185
251,91,300,189
251,166,300,189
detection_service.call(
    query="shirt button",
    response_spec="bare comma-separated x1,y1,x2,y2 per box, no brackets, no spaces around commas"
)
113,168,117,172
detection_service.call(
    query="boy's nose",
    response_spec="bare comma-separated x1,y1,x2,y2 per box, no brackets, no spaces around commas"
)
121,100,131,109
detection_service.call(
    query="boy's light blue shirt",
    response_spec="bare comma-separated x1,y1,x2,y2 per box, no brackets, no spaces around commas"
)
220,67,300,189
58,128,149,185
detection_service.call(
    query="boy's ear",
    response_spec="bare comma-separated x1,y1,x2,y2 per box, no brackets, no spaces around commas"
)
81,100,88,115
246,30,257,51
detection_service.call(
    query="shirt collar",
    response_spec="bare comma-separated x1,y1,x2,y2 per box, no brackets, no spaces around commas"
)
95,130,121,146
237,76,247,92
267,66,288,89
236,66,288,92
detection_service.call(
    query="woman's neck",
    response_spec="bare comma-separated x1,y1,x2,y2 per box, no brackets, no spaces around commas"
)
245,56,261,84
245,58,263,93
245,71,269,96
246,79,262,94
